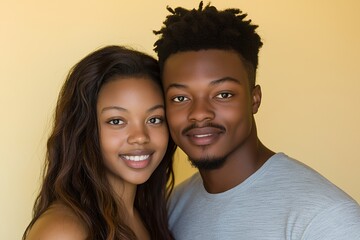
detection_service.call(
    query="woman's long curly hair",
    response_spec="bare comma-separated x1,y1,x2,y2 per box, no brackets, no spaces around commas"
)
23,45,176,240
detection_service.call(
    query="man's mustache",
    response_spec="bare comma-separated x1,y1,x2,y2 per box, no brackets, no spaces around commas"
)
181,122,226,135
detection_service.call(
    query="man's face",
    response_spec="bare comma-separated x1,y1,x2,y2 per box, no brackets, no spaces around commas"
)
162,50,261,169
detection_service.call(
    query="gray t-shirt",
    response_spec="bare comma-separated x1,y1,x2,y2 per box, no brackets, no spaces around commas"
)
168,153,360,239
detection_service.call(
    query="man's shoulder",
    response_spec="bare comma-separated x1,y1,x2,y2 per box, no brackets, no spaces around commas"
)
173,172,202,195
268,153,357,206
168,172,202,208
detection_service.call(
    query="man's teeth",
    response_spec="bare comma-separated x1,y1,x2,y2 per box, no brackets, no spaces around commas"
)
194,134,212,138
123,155,150,161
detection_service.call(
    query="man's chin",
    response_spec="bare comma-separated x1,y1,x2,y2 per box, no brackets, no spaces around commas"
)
188,157,226,170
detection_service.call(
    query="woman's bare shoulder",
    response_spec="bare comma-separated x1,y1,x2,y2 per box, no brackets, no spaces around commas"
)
25,202,88,240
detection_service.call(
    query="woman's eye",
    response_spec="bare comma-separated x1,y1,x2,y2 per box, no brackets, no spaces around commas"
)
216,92,233,99
108,119,124,125
172,96,189,102
148,117,163,124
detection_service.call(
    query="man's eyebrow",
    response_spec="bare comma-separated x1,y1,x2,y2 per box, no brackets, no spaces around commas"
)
165,83,187,93
166,77,241,92
209,77,241,86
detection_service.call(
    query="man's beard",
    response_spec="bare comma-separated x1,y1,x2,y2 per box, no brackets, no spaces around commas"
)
181,122,228,170
188,155,227,170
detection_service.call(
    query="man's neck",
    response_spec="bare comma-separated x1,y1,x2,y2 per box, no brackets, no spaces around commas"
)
199,140,274,194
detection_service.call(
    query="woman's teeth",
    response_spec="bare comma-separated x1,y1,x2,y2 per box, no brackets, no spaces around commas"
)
123,155,150,161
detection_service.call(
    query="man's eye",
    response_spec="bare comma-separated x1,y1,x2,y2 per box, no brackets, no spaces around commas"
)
172,96,189,102
108,119,124,125
147,117,163,124
216,92,233,99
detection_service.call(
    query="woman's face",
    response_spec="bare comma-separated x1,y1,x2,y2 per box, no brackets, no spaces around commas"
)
97,77,168,187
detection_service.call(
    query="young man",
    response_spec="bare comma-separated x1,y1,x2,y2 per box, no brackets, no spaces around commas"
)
154,2,360,239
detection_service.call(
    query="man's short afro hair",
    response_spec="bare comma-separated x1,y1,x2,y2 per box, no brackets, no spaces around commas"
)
154,1,263,79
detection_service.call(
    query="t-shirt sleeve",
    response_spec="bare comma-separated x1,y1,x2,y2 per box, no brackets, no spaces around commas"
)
301,201,360,240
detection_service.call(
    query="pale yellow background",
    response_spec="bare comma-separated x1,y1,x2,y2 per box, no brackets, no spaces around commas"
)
1,0,359,239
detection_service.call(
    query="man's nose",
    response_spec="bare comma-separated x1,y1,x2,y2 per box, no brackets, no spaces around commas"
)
188,98,215,122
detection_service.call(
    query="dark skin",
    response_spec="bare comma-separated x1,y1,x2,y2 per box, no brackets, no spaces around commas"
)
163,49,274,194
200,121,273,193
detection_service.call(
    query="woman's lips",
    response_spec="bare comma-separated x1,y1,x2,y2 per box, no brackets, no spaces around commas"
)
120,150,153,169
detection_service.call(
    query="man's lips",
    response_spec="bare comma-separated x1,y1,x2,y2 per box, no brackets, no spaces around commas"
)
184,127,224,146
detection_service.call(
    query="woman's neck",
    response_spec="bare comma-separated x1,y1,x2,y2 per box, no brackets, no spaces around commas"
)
106,175,150,239
107,176,137,214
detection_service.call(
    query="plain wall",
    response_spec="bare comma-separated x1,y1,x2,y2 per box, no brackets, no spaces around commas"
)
1,1,359,239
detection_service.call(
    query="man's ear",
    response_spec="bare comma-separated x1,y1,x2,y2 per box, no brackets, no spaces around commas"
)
252,85,262,114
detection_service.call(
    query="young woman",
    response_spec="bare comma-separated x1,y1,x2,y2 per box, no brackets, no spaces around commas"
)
23,46,176,240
